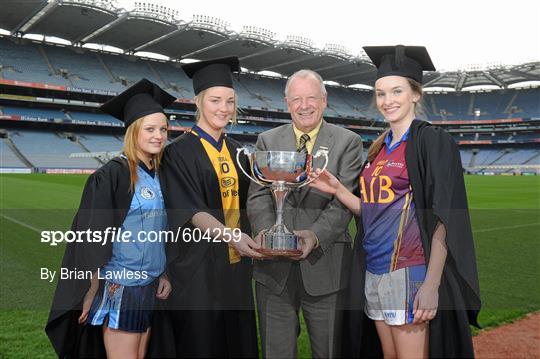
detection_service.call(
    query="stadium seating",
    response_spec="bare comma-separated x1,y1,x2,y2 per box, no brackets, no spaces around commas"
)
0,37,68,86
493,148,539,165
2,38,539,122
511,89,540,118
148,61,194,98
425,89,540,120
232,77,269,109
1,39,538,174
0,138,28,168
9,130,101,168
460,150,474,167
100,52,164,89
77,133,123,152
473,148,507,166
44,45,126,92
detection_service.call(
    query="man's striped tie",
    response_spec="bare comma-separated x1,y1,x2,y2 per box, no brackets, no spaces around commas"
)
297,133,310,154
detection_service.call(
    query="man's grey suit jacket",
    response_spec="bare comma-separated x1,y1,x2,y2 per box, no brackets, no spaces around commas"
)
247,120,364,297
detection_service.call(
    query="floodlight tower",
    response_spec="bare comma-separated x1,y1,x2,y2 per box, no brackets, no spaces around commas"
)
131,1,180,23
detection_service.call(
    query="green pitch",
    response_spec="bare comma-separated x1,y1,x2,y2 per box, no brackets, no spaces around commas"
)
1,174,539,358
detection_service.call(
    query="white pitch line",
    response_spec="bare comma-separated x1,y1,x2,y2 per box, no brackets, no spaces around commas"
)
1,214,42,233
473,222,540,233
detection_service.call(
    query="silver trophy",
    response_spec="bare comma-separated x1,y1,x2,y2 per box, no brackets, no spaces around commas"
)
237,148,329,257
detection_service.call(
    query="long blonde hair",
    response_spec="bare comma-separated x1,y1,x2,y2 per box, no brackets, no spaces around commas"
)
195,88,238,125
367,78,424,163
122,116,166,191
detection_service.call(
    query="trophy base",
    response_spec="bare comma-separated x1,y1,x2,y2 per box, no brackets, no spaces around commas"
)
255,248,302,257
260,232,301,257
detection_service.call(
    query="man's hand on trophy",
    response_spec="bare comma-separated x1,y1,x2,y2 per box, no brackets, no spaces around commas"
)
232,232,266,259
308,169,341,195
292,230,319,260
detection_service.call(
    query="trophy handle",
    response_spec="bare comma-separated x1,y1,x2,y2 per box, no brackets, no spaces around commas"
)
298,149,329,188
236,147,265,186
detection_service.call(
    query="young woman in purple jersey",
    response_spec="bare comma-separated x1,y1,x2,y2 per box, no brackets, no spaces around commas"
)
310,46,480,358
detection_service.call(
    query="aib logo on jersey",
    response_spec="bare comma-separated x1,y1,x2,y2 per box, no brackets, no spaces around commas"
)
360,160,395,204
140,186,155,200
221,177,236,188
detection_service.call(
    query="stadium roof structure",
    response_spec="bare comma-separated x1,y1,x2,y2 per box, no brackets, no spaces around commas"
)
1,0,538,90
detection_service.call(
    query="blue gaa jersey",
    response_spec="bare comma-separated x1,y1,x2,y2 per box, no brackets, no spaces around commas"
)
101,164,167,286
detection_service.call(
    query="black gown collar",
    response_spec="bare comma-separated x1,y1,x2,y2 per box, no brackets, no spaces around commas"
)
191,124,225,152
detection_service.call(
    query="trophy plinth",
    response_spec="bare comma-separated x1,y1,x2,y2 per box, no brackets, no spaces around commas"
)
237,148,329,257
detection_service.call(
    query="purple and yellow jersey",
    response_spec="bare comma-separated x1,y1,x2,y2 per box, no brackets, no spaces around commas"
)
360,130,425,274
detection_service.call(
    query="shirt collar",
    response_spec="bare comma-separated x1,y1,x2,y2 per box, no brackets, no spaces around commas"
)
384,127,410,154
138,161,155,178
293,120,323,144
191,124,225,151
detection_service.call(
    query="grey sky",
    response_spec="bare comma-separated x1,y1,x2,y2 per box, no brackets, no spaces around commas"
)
118,0,539,71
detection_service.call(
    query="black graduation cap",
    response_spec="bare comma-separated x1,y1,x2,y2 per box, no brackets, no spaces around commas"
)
181,56,240,95
363,45,436,83
100,78,176,128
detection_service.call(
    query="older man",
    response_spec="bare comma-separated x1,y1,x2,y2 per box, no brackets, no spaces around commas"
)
247,69,364,358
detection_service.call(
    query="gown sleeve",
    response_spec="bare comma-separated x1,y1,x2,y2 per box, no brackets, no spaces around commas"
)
422,126,481,319
160,139,211,231
46,161,126,357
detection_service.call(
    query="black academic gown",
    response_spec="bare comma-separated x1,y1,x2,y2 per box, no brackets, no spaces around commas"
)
147,132,258,358
45,157,133,358
342,119,481,358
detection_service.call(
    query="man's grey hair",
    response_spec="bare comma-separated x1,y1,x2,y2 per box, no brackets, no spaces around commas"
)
284,69,328,98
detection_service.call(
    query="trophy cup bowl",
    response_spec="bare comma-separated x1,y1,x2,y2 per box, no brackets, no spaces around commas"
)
237,148,329,257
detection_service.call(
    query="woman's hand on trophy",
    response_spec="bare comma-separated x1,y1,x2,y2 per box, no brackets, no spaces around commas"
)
309,169,341,195
292,230,319,260
232,232,266,259
252,230,274,260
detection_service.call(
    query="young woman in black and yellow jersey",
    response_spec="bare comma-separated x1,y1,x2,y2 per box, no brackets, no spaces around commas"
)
148,57,260,358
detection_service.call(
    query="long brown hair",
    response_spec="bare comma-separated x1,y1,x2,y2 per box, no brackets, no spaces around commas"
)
122,115,167,191
195,88,238,125
367,78,424,163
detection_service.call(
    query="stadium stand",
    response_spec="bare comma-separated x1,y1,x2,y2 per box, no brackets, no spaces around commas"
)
2,38,538,121
100,52,164,89
44,45,126,92
0,138,28,168
149,61,194,98
9,130,101,169
511,89,540,118
0,37,68,86
77,133,123,153
425,89,540,120
0,2,538,175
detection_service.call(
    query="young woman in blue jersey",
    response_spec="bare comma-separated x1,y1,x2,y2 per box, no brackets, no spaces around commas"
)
309,46,480,358
46,79,174,359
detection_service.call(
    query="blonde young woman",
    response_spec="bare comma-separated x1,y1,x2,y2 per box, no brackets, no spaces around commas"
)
46,79,174,358
310,46,481,358
151,57,259,358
